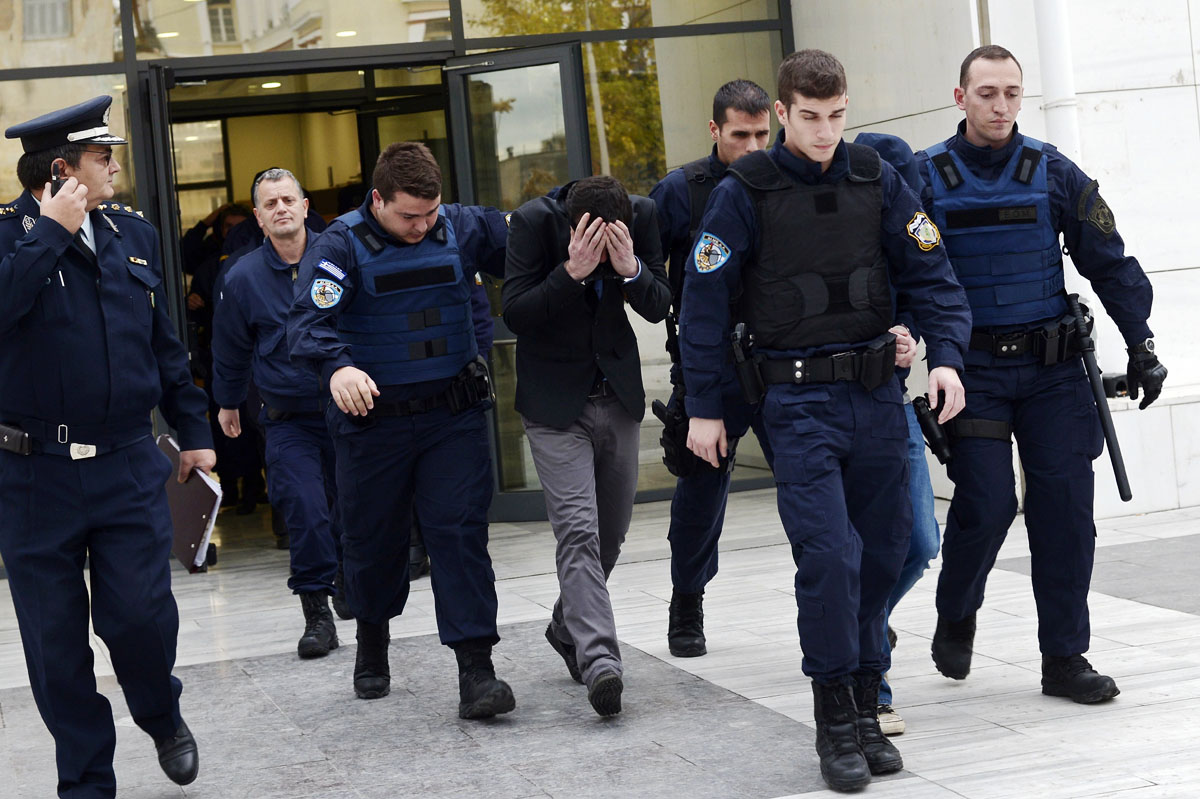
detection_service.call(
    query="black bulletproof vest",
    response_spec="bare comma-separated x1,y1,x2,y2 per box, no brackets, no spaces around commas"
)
669,156,722,309
728,144,893,350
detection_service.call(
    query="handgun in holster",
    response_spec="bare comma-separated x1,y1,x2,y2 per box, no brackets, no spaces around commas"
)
730,322,765,406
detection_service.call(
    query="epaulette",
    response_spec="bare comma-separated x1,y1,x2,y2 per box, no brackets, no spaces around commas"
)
96,202,146,219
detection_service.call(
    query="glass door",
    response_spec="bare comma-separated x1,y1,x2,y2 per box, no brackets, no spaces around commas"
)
445,45,591,513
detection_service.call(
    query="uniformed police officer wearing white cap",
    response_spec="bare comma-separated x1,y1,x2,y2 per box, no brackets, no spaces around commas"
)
0,95,213,796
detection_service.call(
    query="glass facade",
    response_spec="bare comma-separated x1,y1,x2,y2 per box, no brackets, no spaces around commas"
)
0,0,789,517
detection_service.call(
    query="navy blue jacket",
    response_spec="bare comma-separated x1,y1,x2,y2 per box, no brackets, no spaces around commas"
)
917,121,1154,366
287,199,507,401
212,227,326,413
679,133,972,420
649,145,726,275
0,191,211,448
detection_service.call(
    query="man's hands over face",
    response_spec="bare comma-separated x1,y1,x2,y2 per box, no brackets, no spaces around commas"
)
564,214,638,282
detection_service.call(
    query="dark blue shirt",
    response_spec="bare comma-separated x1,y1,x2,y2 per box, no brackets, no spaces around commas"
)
286,198,507,401
212,227,326,413
0,192,211,448
679,133,972,420
917,121,1154,351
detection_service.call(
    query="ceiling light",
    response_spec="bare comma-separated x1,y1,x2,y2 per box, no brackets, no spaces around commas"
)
261,81,282,89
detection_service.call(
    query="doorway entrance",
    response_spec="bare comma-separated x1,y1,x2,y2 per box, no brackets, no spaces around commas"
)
141,45,592,520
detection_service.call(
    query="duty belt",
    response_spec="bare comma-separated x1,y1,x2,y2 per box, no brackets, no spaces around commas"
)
3,417,151,459
969,316,1079,365
759,335,897,392
365,358,492,420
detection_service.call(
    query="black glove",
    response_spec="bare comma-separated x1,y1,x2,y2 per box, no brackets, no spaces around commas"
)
1127,346,1167,410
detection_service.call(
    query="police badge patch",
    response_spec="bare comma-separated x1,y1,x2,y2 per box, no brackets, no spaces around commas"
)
906,212,941,251
22,215,34,234
694,232,731,273
311,278,344,309
1087,194,1116,237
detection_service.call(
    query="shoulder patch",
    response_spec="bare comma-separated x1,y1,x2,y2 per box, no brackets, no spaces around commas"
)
311,278,344,309
1087,194,1116,237
906,212,941,251
316,258,346,281
693,232,731,273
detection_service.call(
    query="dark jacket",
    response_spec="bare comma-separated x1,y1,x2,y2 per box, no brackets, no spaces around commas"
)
501,187,670,428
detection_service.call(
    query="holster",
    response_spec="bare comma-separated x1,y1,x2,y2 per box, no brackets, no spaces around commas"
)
0,423,31,455
652,387,737,478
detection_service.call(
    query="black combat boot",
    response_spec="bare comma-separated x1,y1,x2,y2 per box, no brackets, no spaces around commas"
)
812,680,871,792
931,613,976,680
332,563,353,620
297,591,339,659
852,672,904,775
667,589,706,657
455,642,516,720
354,619,390,699
1042,654,1120,704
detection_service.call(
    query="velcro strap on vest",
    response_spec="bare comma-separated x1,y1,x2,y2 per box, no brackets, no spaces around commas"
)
374,264,456,294
408,338,450,361
944,205,1038,229
1014,146,1043,185
408,307,442,330
965,271,1065,307
351,222,385,254
930,151,963,190
760,334,897,390
948,418,1012,440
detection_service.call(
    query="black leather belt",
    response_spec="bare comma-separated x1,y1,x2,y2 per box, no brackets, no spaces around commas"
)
4,417,151,459
371,392,455,418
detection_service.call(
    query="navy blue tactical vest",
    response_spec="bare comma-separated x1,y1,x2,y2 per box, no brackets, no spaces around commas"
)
728,145,893,350
669,157,721,309
337,208,477,384
925,136,1066,327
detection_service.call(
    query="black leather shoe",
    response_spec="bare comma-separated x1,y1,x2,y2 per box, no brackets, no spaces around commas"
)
852,673,903,775
544,623,583,684
931,613,976,680
667,589,706,657
456,644,516,719
155,721,199,786
1042,654,1120,703
354,619,391,699
812,681,871,792
587,671,624,717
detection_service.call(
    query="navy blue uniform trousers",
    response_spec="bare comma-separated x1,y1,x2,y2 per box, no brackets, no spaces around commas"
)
0,437,183,798
261,411,341,594
667,368,775,593
763,378,912,681
937,357,1102,656
327,402,499,644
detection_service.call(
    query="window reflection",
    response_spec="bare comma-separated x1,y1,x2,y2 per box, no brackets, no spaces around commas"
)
461,0,776,39
132,0,452,59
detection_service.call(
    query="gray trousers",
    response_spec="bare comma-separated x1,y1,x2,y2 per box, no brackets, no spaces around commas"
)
522,393,640,686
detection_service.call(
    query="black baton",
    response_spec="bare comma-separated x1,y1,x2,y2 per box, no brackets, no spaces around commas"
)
1066,293,1132,502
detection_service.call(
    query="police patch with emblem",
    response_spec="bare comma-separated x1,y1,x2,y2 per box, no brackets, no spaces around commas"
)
906,212,941,251
311,278,344,309
694,232,731,273
316,258,346,281
1087,194,1116,237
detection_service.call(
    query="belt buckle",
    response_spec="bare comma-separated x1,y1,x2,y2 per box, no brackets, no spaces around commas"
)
69,442,96,460
993,332,1026,357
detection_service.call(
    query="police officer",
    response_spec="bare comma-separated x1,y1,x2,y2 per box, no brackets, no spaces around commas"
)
212,167,342,659
286,142,514,720
918,46,1167,703
649,79,776,659
680,51,972,791
0,96,211,796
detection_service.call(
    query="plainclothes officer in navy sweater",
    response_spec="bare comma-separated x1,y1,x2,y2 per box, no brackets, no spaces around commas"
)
212,167,343,660
649,79,776,659
0,96,212,796
918,45,1166,703
287,142,513,720
679,51,972,791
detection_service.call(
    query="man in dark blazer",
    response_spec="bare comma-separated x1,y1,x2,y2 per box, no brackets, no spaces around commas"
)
502,176,669,717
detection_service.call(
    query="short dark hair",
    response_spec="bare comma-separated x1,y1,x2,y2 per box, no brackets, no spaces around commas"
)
16,143,83,192
565,176,632,228
959,45,1023,89
777,49,847,107
373,142,441,202
712,79,771,126
218,203,252,228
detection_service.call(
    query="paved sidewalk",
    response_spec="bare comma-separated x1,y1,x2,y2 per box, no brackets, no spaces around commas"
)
1,490,1198,797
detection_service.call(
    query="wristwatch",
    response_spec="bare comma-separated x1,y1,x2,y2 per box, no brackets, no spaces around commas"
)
1130,338,1155,355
